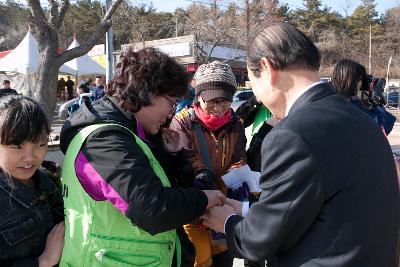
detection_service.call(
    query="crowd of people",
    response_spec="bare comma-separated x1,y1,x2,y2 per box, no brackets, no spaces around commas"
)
0,21,399,267
57,75,105,102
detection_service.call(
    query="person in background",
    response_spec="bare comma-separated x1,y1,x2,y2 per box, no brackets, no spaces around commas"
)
67,82,94,116
57,77,66,99
171,61,247,267
176,76,196,113
235,95,273,172
59,47,224,267
0,95,64,267
0,80,18,97
202,21,399,267
65,76,75,100
92,75,105,100
331,58,396,135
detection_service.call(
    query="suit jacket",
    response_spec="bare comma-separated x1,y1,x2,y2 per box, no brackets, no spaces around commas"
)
225,83,400,266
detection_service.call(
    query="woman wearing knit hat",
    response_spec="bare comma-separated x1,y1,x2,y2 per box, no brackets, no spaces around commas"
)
170,61,247,267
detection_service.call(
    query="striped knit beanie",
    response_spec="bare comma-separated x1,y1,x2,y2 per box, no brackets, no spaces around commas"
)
194,61,237,101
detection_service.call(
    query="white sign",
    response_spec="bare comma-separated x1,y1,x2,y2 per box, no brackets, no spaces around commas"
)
154,42,191,57
202,43,246,62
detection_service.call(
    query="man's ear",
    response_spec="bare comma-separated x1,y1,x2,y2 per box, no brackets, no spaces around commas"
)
260,57,277,85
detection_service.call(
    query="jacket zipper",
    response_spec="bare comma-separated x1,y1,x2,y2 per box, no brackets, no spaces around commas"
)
91,233,173,250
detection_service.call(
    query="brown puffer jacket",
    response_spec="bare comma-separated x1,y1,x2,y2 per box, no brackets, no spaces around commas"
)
171,107,247,194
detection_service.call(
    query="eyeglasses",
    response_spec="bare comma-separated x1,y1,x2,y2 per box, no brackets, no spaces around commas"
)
203,98,231,109
163,95,178,113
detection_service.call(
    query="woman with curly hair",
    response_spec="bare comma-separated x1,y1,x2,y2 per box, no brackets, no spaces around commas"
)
59,47,224,267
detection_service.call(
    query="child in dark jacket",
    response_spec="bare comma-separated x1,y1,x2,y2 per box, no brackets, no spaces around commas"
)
0,95,64,267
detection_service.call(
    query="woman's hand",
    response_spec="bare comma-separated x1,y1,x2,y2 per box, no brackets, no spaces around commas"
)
161,128,183,152
38,222,65,267
202,190,226,209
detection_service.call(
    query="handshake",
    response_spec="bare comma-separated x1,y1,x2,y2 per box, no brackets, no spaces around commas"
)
201,190,244,233
196,166,261,233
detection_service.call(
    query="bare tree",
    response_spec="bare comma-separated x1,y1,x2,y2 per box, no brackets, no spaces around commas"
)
236,0,282,48
182,1,238,63
341,0,352,18
27,0,123,119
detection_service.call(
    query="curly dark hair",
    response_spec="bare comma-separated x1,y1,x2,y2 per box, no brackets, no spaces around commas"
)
107,47,189,112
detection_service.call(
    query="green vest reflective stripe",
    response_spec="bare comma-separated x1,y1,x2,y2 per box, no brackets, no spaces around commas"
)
60,123,181,267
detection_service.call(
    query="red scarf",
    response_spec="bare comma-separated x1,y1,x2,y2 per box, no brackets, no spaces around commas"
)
194,105,232,132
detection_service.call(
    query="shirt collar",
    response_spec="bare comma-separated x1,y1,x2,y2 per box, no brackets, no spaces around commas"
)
285,81,325,116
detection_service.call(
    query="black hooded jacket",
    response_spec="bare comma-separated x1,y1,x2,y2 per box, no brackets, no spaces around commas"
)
236,96,273,172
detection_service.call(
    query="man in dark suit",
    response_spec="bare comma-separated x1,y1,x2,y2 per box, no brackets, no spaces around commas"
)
202,22,400,266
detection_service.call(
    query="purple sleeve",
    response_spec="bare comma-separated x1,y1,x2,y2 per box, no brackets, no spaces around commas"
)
74,151,129,214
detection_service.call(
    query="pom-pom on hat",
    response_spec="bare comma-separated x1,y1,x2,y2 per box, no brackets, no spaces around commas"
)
194,61,237,101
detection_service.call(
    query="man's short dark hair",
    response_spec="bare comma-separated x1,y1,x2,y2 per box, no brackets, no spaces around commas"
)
247,22,320,77
2,80,10,85
78,83,91,93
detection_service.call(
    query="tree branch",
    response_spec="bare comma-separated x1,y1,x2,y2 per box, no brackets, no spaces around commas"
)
27,0,49,31
57,0,70,30
56,0,123,64
103,0,124,22
48,0,59,29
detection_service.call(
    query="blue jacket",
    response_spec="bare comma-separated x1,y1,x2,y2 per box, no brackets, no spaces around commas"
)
350,97,396,134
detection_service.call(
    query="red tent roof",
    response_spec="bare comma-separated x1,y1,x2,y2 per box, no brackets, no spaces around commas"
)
0,50,12,59
0,48,64,59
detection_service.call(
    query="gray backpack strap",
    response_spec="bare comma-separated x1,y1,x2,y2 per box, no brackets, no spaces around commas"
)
188,108,213,170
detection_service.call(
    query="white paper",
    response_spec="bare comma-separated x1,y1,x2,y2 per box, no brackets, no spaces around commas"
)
221,165,261,192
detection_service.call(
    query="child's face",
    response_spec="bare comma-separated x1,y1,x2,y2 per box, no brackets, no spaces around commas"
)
0,141,48,182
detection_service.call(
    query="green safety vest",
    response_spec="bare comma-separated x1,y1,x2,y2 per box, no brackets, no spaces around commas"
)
60,124,181,267
245,105,271,149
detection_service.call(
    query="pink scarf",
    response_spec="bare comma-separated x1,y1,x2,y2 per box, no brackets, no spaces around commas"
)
194,105,232,132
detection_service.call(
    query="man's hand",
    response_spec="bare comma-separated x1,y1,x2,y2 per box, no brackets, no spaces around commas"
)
224,198,243,216
202,190,226,209
201,204,236,233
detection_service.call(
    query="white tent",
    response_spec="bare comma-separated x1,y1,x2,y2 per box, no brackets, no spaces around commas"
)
0,31,75,95
62,39,106,76
0,31,39,75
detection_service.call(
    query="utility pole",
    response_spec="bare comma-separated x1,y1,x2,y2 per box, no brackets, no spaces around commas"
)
175,16,178,37
385,56,392,90
368,25,372,74
106,0,114,83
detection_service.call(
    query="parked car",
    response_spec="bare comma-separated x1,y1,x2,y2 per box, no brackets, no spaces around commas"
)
231,89,254,111
386,91,399,108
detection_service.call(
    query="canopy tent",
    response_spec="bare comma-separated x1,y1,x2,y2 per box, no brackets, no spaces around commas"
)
0,31,75,96
62,39,106,77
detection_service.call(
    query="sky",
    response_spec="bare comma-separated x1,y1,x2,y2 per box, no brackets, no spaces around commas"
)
150,0,400,16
